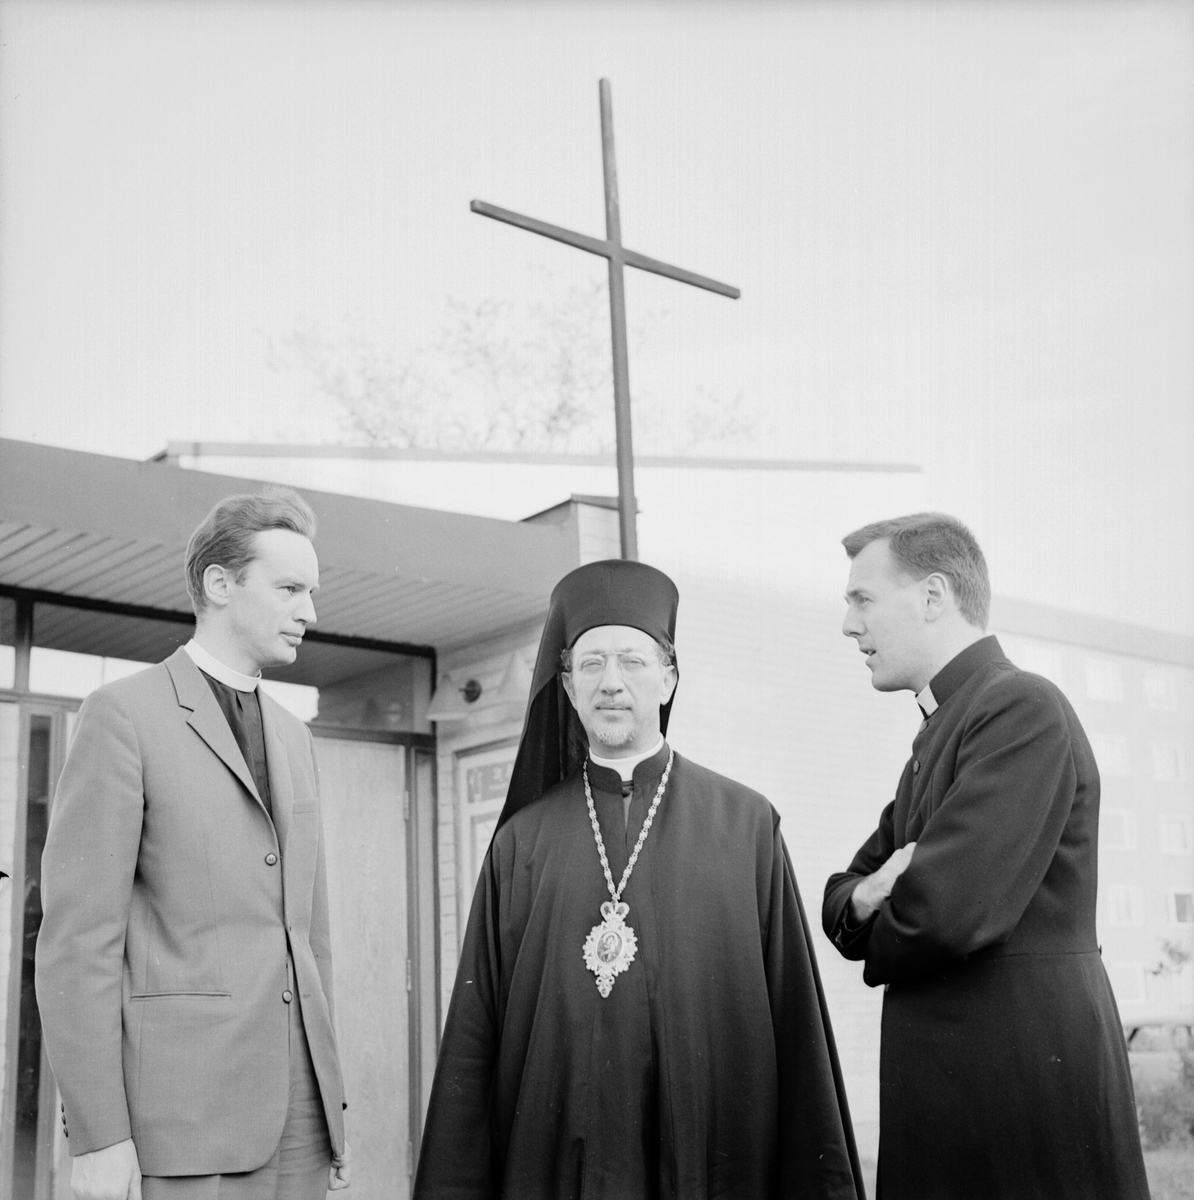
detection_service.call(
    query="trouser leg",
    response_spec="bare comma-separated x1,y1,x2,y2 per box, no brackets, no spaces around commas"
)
276,964,332,1200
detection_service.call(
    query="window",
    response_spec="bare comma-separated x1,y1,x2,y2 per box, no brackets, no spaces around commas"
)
1161,815,1193,855
1090,733,1131,778
1143,669,1179,712
1153,743,1186,783
1105,886,1145,926
1085,657,1123,703
1168,892,1194,925
27,647,150,699
1100,809,1136,851
1108,962,1146,1004
259,680,320,723
1146,970,1180,1009
1012,644,1065,688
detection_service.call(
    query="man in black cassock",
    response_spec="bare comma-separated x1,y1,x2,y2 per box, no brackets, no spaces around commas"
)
824,514,1149,1200
415,559,864,1200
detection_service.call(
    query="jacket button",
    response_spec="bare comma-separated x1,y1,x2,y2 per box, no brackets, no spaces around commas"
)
912,759,920,774
265,853,278,866
283,990,293,1003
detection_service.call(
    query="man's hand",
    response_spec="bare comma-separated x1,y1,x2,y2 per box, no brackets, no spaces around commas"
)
329,1140,351,1190
71,1138,141,1200
851,842,917,921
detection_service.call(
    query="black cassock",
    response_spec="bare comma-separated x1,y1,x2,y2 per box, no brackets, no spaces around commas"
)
415,744,863,1199
824,636,1149,1200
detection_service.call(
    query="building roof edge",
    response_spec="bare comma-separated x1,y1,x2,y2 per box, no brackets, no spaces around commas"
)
990,595,1194,668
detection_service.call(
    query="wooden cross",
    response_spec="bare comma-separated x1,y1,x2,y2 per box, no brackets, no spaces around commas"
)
471,78,740,560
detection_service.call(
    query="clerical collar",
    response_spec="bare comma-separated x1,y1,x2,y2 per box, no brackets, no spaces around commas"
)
924,635,1006,713
917,684,938,720
590,734,665,782
184,640,260,692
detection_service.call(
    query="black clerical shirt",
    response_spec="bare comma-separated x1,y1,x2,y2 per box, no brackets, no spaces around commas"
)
199,671,273,819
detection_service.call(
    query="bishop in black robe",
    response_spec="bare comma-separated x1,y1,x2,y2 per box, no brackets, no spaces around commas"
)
824,635,1149,1199
414,560,864,1200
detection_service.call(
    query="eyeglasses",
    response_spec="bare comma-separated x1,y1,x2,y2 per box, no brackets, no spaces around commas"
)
568,652,660,678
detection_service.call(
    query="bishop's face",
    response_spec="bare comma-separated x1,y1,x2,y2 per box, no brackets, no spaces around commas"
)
561,624,677,758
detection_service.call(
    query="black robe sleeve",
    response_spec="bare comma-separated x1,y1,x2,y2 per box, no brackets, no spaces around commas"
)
768,826,867,1199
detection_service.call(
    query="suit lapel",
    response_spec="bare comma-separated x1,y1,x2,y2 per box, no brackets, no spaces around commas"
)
165,648,265,814
260,696,295,851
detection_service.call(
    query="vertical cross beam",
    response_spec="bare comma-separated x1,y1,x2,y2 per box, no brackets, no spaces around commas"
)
599,80,638,561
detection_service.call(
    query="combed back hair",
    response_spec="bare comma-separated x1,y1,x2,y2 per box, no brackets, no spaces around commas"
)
560,633,676,673
842,512,990,628
185,486,317,615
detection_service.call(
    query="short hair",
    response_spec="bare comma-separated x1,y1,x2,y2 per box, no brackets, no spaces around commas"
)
185,486,317,615
842,512,990,628
560,633,676,673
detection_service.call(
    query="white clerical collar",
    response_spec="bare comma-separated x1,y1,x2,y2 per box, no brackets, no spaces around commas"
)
590,735,665,782
184,640,260,692
917,683,939,718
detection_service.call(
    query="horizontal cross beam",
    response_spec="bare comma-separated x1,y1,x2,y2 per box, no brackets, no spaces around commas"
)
470,199,741,300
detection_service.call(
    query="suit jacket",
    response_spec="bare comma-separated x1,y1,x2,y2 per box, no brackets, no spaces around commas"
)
35,647,347,1176
822,636,1147,1199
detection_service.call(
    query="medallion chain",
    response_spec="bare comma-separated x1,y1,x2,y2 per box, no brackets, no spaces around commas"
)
583,749,674,903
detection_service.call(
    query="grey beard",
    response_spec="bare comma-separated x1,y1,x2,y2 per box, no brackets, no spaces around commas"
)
591,724,634,748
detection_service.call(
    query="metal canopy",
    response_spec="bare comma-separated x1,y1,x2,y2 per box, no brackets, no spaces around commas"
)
0,440,579,670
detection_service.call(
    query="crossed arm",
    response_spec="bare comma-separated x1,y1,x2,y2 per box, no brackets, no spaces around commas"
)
823,677,1077,986
847,839,917,922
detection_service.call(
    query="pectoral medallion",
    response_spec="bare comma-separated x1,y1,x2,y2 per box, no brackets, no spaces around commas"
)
583,900,638,997
580,751,674,999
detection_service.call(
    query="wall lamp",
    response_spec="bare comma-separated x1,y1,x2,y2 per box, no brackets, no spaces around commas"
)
426,674,484,722
425,653,533,724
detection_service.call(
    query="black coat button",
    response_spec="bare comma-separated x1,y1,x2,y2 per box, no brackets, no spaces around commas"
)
912,759,920,774
265,852,278,866
283,990,293,1003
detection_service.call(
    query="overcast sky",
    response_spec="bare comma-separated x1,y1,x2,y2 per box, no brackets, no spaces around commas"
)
0,0,1191,633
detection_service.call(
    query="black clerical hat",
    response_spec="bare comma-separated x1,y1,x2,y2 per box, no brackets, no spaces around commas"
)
497,559,679,829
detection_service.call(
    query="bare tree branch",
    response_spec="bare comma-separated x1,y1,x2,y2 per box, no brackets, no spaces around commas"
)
274,282,753,454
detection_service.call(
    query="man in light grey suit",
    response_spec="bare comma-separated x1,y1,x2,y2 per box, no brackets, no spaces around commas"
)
36,487,351,1200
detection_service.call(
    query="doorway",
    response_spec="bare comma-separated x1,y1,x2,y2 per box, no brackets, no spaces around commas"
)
313,731,439,1199
0,701,75,1200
